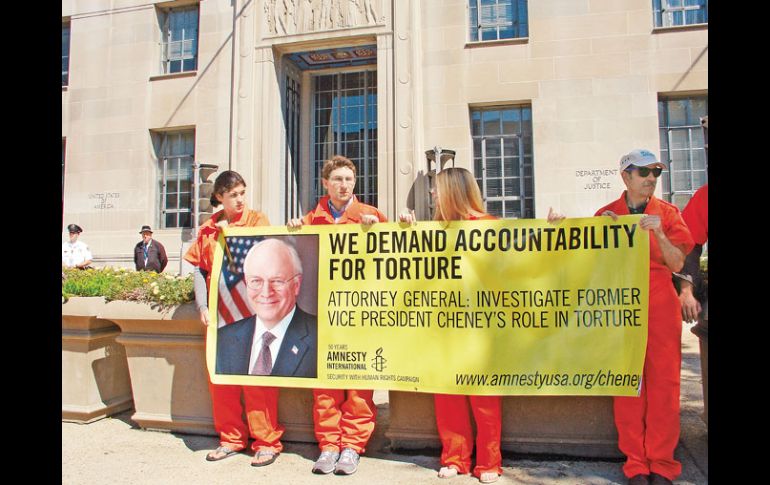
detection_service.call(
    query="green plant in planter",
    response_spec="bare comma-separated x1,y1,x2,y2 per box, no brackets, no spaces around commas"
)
62,267,194,307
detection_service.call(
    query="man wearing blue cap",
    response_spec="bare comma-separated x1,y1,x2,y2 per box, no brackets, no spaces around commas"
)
596,149,694,485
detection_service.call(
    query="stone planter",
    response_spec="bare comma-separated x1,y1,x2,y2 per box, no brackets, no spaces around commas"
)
387,392,621,458
62,297,133,423
103,301,315,441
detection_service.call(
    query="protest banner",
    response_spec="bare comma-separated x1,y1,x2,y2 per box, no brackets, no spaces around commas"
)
207,215,649,396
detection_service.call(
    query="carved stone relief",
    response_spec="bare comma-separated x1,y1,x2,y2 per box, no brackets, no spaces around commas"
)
264,0,385,36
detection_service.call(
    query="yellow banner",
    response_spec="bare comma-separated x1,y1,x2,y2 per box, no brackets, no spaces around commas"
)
207,216,649,396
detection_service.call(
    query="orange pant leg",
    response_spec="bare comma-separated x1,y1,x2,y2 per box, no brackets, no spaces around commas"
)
469,395,502,478
434,394,473,474
208,381,248,451
339,389,377,453
614,281,682,480
614,379,649,477
643,283,682,480
313,388,346,451
243,386,284,453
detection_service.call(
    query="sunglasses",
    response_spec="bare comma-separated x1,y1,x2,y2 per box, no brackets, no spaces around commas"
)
626,165,663,178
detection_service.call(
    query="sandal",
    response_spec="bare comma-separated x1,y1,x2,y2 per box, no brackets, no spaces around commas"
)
206,445,239,462
251,450,280,467
438,466,459,478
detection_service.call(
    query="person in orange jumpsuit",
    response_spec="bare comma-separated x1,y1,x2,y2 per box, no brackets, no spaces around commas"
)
184,170,284,467
595,149,694,485
675,183,708,424
399,167,565,484
677,183,708,324
287,155,387,476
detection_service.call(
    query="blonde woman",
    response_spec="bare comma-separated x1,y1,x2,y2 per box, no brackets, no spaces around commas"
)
400,167,564,483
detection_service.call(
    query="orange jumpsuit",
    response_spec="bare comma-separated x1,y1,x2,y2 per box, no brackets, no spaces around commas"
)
434,212,503,478
303,195,387,454
184,209,284,454
595,193,693,481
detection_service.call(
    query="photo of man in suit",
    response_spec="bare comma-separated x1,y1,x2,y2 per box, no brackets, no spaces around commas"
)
216,238,318,378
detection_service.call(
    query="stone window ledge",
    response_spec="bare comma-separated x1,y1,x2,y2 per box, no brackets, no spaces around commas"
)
652,23,708,34
149,71,197,82
465,37,529,49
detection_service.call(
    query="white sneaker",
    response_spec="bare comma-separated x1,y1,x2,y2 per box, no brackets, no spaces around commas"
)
311,450,339,474
334,448,360,475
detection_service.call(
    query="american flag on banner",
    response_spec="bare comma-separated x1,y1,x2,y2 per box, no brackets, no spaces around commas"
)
216,236,264,327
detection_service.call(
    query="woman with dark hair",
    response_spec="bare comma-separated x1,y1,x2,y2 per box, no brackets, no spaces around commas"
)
183,170,284,468
400,167,564,484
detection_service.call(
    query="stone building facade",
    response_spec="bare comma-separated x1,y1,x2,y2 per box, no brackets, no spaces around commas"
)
61,0,708,270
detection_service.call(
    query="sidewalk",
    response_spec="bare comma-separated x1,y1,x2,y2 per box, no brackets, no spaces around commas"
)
62,326,707,485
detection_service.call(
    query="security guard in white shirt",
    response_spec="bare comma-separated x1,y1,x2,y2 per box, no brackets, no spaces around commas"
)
62,224,93,269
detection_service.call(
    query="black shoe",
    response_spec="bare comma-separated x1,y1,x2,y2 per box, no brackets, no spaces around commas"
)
649,472,673,485
628,474,650,485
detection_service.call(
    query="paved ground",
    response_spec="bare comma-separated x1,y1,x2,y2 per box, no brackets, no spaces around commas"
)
62,325,707,484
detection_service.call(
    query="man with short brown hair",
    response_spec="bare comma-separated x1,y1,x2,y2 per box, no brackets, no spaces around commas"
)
288,155,386,476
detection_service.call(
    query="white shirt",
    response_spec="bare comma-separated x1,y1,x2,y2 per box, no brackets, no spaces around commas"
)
248,306,296,374
62,240,93,268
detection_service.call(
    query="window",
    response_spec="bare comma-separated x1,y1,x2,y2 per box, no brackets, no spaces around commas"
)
471,105,534,218
156,130,195,228
160,5,199,74
62,22,70,86
312,71,378,207
469,0,528,42
653,0,708,28
658,96,707,209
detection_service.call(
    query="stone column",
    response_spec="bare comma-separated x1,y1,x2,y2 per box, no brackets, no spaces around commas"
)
389,0,427,219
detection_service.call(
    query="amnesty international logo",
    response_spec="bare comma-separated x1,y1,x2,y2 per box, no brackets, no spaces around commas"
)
372,347,387,372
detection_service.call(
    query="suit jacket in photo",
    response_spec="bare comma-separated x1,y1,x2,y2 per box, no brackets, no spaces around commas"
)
215,307,318,378
134,240,168,272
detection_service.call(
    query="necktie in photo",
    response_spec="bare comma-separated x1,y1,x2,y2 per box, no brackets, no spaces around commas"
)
250,331,276,375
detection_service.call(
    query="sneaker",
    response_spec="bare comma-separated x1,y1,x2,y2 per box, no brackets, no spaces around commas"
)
312,450,339,474
333,448,360,475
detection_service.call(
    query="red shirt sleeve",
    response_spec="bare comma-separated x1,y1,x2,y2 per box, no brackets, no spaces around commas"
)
682,185,708,245
183,236,203,267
